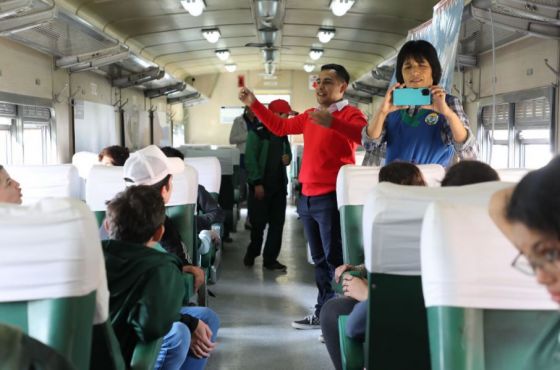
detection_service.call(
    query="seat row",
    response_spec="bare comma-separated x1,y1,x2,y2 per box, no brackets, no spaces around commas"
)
334,165,558,370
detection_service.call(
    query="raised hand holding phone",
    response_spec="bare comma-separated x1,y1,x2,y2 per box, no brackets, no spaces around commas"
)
237,75,245,88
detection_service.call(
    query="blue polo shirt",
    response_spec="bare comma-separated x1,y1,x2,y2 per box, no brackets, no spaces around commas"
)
384,106,454,166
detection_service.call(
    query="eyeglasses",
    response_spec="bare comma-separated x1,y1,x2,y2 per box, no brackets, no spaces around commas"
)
511,250,560,275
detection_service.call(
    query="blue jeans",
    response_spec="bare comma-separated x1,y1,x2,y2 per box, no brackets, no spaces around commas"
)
155,307,220,370
297,192,343,317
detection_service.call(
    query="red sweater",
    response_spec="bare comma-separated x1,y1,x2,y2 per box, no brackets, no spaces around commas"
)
250,100,367,196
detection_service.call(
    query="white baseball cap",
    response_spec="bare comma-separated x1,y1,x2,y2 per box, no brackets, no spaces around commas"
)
123,145,184,186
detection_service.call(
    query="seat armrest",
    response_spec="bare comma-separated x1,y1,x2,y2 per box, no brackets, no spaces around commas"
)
130,337,163,370
338,315,364,370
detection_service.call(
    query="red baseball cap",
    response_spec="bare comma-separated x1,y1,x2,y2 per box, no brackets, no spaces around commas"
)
268,99,298,115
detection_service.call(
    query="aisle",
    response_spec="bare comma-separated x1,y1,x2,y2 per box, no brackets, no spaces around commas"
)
206,206,334,370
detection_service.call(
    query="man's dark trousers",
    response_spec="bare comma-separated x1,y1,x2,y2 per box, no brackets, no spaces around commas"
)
297,191,342,317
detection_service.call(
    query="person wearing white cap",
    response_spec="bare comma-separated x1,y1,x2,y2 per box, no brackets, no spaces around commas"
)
121,145,206,291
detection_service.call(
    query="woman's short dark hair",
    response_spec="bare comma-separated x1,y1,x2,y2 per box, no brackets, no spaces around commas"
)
321,64,350,84
395,40,442,86
379,161,426,186
441,161,500,187
106,185,166,244
98,145,130,166
506,156,560,238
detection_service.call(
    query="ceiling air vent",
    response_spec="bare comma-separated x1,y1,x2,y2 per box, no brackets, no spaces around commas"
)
1,2,119,57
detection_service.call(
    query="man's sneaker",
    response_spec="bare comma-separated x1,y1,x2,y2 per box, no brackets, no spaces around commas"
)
263,261,287,271
291,314,320,329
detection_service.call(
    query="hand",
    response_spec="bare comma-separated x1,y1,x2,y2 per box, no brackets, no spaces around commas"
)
182,265,205,292
238,87,256,106
281,154,291,166
254,185,265,200
381,83,408,115
190,320,216,358
342,274,368,301
335,263,353,283
309,108,333,128
421,85,451,116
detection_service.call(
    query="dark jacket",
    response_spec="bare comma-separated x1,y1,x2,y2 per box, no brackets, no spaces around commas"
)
245,124,292,187
102,239,197,364
196,184,225,231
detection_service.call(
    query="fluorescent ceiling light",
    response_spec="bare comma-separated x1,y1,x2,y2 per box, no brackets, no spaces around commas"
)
264,62,275,75
181,0,206,17
215,49,230,61
309,48,323,61
202,28,221,43
330,0,355,16
225,63,237,72
257,0,278,18
317,28,335,43
303,63,315,73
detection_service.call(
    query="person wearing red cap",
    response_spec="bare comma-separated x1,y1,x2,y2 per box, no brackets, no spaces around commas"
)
239,64,367,329
243,99,293,271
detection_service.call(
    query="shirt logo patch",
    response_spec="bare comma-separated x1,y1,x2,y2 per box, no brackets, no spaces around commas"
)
425,112,439,126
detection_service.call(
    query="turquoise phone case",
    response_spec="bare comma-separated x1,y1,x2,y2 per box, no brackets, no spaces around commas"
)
393,88,431,106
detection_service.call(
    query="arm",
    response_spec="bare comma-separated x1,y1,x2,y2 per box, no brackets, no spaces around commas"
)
251,99,306,136
441,94,478,159
329,107,368,145
229,117,247,145
128,265,184,342
197,185,225,230
489,187,515,243
238,87,305,136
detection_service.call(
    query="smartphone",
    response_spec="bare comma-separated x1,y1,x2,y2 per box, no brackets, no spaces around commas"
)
237,75,245,88
393,88,431,106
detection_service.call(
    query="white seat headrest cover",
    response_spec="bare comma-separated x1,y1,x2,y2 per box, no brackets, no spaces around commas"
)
179,146,239,175
421,201,556,310
0,198,109,323
496,168,529,183
72,151,100,179
85,165,126,211
6,165,81,205
417,164,445,187
363,181,514,275
336,165,381,208
168,164,198,206
184,157,221,193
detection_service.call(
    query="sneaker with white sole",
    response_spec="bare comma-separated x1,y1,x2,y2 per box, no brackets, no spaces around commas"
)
291,314,320,329
318,334,325,343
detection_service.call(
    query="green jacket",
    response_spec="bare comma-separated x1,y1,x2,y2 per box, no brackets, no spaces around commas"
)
245,126,292,186
102,240,186,364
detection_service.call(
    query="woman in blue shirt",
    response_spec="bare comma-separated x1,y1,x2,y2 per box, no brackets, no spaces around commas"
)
362,40,477,167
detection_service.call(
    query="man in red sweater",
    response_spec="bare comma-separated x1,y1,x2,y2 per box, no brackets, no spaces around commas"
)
239,64,367,328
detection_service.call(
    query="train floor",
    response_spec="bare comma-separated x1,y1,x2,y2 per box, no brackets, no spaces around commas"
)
206,205,334,370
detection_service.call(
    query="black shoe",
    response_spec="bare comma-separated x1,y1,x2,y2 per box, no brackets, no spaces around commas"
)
243,252,255,267
291,314,320,329
263,261,287,271
223,236,233,243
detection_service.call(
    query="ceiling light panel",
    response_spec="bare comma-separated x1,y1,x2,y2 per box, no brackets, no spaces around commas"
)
317,28,335,43
181,0,206,17
330,0,355,16
202,28,221,43
215,49,230,61
309,48,323,61
225,63,237,72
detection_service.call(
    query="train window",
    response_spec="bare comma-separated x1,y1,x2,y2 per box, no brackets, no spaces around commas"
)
478,91,554,169
0,102,53,165
0,117,12,165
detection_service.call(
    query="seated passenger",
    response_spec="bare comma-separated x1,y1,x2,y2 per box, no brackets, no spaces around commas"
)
160,146,226,233
490,156,560,304
321,161,424,369
0,165,22,204
441,160,499,186
378,161,427,186
99,145,206,292
103,185,219,369
98,145,130,166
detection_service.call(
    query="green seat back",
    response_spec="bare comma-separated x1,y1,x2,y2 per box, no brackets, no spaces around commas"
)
166,204,197,263
366,273,430,370
427,307,560,370
339,205,365,266
338,315,364,370
0,292,96,370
